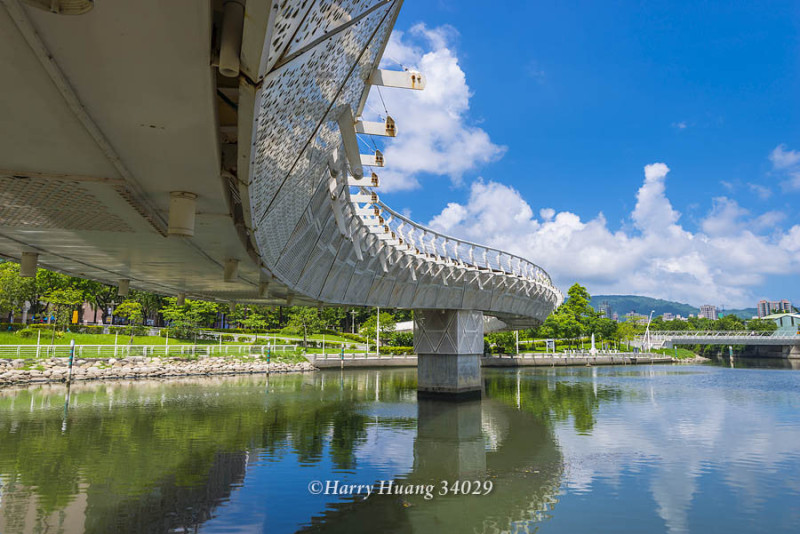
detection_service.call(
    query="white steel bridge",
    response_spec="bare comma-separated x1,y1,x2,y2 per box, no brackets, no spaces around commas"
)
0,0,562,331
642,331,800,349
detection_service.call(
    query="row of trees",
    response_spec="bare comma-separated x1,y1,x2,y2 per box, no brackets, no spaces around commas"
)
0,261,412,344
500,283,778,352
5,258,775,349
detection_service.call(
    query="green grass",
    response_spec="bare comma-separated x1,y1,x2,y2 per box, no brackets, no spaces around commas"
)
652,347,698,360
0,332,250,346
239,332,357,344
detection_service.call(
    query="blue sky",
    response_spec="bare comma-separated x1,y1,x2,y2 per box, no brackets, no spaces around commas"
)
362,0,800,308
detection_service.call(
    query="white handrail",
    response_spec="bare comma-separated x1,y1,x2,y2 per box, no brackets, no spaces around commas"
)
354,187,559,293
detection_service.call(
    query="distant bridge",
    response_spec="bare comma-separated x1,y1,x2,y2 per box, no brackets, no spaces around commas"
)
638,331,800,358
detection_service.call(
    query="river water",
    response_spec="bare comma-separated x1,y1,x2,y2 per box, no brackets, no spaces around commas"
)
1,364,799,533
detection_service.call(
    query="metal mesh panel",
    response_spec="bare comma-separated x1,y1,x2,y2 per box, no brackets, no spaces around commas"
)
285,0,386,57
0,176,131,232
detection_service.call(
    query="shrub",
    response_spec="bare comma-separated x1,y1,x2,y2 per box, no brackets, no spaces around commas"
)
319,328,339,336
26,324,55,330
73,325,105,334
379,346,414,355
339,332,367,343
15,328,37,338
221,334,235,342
108,325,148,336
279,326,303,337
390,332,413,347
0,323,26,332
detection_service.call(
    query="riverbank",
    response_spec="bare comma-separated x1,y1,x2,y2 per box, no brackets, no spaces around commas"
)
482,353,673,367
0,356,315,387
672,355,711,364
311,352,675,368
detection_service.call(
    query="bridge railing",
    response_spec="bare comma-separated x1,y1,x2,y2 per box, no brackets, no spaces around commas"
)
0,344,298,359
354,187,561,295
647,331,796,338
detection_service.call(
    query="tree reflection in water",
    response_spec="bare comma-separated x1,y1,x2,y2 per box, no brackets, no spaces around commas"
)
0,369,619,533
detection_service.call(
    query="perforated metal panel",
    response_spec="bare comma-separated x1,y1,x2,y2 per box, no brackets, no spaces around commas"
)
246,0,561,324
0,176,131,232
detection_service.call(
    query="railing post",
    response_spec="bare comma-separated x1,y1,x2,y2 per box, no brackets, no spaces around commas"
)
67,340,75,384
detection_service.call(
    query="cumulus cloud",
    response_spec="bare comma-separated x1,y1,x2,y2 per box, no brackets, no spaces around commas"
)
427,166,800,307
361,24,506,192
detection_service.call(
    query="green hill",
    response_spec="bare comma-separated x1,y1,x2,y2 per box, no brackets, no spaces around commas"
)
590,295,756,320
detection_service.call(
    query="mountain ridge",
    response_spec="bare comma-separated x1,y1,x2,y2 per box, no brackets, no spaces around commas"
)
590,294,757,320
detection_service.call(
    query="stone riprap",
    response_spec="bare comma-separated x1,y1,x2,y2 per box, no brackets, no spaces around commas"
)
0,356,315,387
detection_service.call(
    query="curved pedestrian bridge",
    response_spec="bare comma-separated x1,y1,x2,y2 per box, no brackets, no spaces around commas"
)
0,0,561,393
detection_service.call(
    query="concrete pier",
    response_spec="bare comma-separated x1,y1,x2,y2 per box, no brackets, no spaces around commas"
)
414,310,484,398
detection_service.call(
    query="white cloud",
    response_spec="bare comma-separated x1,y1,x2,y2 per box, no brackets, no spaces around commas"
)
783,172,800,191
362,24,506,192
780,226,800,252
769,144,800,169
701,197,748,237
769,144,800,191
427,165,800,307
672,121,688,130
632,163,680,232
747,183,772,200
539,208,555,221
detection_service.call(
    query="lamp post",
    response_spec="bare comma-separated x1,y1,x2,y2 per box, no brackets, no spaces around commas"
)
644,310,655,352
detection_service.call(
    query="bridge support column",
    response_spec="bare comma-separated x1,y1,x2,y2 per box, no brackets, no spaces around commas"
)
415,398,485,477
414,310,483,398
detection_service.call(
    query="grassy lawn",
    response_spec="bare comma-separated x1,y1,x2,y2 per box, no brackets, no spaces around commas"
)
230,332,360,345
0,332,254,346
653,347,698,360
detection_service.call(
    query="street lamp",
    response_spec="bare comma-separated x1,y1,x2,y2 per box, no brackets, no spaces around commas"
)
644,310,655,352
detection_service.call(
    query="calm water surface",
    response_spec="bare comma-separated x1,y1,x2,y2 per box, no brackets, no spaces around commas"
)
1,364,799,533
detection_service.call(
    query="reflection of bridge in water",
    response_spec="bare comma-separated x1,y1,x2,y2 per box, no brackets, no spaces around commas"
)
641,331,800,358
0,369,625,533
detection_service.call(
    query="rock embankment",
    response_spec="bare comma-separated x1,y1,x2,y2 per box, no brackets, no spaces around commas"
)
0,356,315,387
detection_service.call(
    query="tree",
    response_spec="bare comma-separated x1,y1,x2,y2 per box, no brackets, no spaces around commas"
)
70,278,118,324
114,300,143,344
593,317,619,345
359,311,396,346
287,307,325,348
564,283,594,319
160,298,220,341
130,289,165,326
0,262,26,321
746,318,778,332
42,287,83,344
715,314,745,331
320,307,347,330
539,283,597,349
617,321,639,350
487,331,515,354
